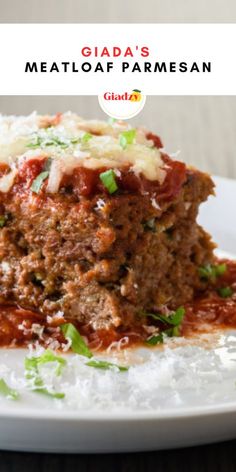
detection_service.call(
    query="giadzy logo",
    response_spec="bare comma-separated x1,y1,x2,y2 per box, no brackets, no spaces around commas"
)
104,89,142,102
99,89,146,119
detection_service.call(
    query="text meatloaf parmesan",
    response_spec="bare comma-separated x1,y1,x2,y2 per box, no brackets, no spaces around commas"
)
0,112,215,330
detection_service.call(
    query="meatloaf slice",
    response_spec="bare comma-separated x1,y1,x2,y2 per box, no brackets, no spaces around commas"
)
0,113,215,330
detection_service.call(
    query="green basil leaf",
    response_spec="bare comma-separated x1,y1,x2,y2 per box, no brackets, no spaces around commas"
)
33,388,65,399
60,323,93,358
165,326,180,337
26,136,42,148
86,359,128,372
30,171,49,194
99,169,118,194
199,263,227,280
218,286,233,298
25,349,67,377
81,133,93,144
146,333,164,345
215,263,227,276
167,307,185,326
119,129,136,149
145,307,185,327
0,378,20,400
24,350,67,399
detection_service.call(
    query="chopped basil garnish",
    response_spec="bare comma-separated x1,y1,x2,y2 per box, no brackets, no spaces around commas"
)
144,307,185,344
30,158,52,194
24,349,66,399
71,133,92,145
0,215,7,228
44,137,68,148
27,134,82,149
81,132,93,144
199,263,227,281
198,265,213,279
27,135,68,149
215,264,227,276
70,137,80,144
99,169,118,194
164,326,181,337
163,307,185,326
119,129,136,149
25,349,67,377
61,324,127,372
60,323,93,358
0,378,20,400
33,388,65,399
218,286,233,298
146,307,185,327
30,171,49,194
26,135,42,149
86,360,128,372
146,333,164,345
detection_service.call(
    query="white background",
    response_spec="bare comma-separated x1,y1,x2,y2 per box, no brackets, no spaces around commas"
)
0,24,235,95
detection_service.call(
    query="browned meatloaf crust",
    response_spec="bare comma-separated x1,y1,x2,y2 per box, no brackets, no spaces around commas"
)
0,163,214,330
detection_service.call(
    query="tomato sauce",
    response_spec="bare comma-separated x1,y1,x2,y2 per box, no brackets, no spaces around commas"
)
9,152,187,205
182,260,236,337
0,260,235,351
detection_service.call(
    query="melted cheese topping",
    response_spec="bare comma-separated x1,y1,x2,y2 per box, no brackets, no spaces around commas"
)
0,112,166,192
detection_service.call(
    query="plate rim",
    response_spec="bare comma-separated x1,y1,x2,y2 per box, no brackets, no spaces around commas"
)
1,399,236,421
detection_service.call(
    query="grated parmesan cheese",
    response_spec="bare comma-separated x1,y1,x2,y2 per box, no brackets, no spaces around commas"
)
94,198,106,211
1,261,11,273
1,330,236,412
0,112,166,193
18,321,45,339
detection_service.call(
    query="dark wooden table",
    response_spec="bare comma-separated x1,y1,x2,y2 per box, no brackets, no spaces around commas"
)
1,440,236,472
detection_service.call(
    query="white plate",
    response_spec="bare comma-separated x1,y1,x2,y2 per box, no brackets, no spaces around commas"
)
0,175,236,454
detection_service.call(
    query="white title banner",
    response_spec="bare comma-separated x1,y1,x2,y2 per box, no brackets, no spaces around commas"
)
0,24,235,95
